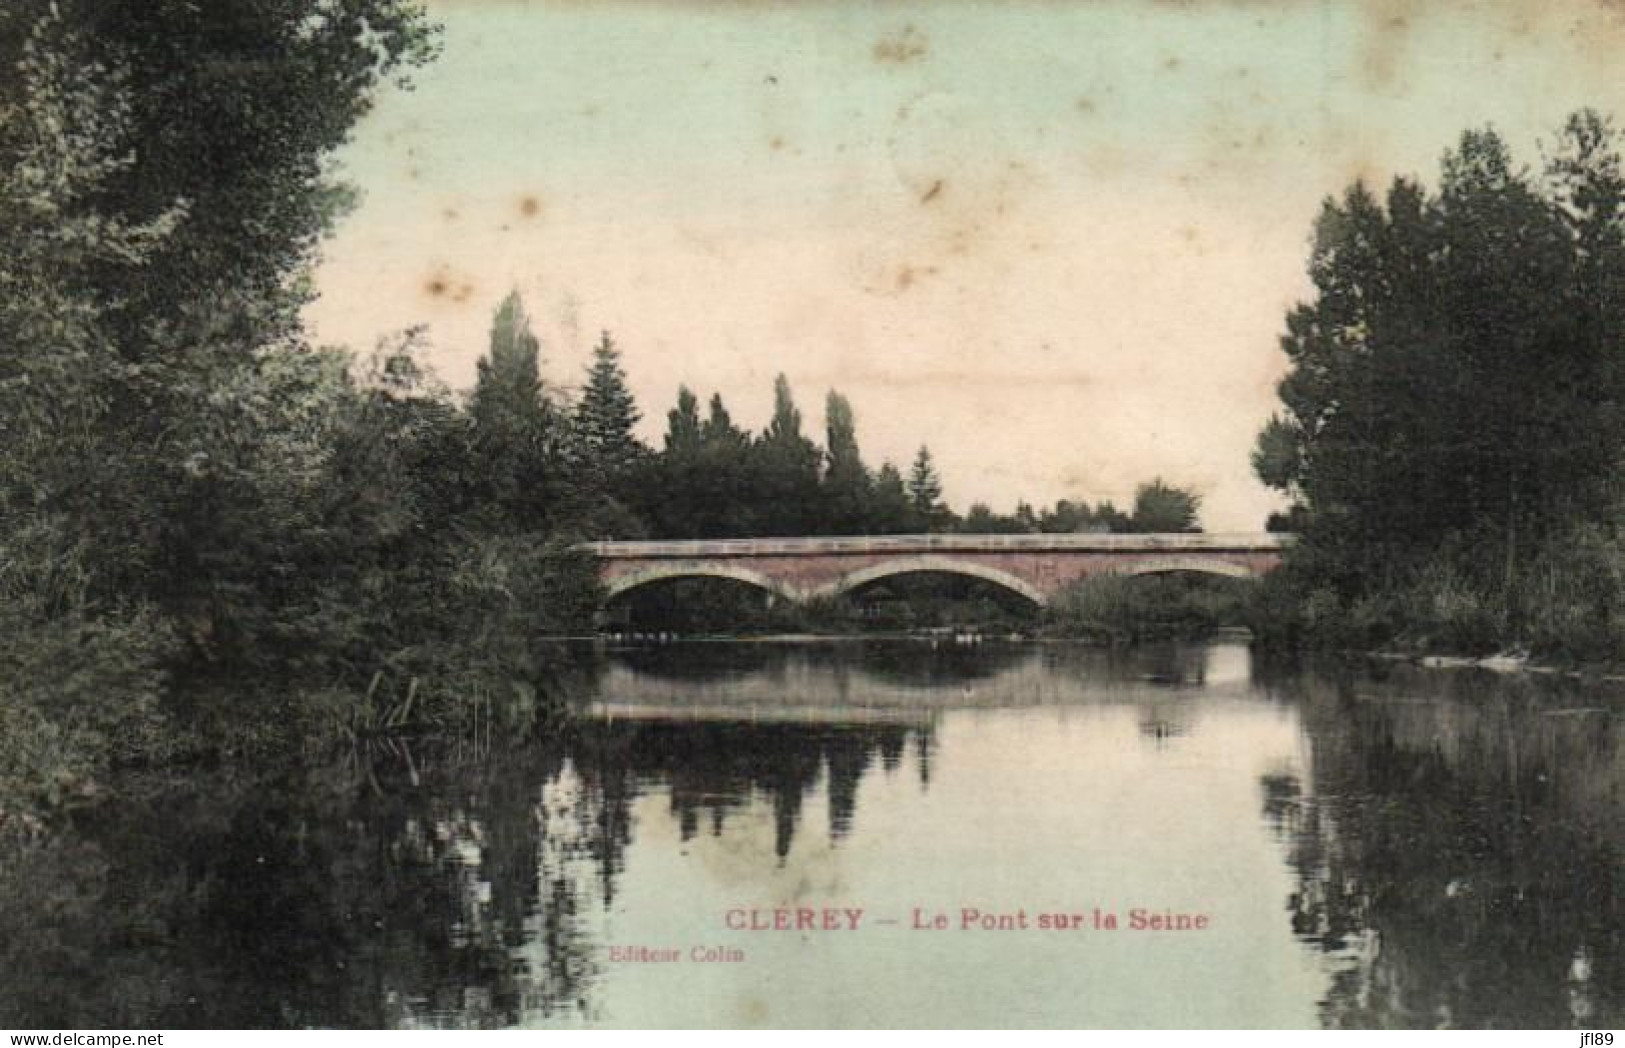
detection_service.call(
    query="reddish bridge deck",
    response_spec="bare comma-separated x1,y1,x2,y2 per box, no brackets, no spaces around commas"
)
576,533,1291,607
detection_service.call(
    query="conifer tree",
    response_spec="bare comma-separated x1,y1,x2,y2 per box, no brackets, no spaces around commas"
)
907,445,946,531
574,331,644,488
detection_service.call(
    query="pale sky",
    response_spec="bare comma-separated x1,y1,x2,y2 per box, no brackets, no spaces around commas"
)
306,0,1625,529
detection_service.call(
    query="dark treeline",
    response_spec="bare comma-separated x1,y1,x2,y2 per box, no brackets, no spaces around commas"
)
1254,111,1625,661
504,312,1204,540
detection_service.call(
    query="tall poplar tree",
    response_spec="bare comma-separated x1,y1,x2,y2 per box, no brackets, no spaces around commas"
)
468,292,561,530
664,386,703,455
822,390,873,534
754,375,823,535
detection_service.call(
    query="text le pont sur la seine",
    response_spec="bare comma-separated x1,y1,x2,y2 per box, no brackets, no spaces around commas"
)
608,906,1212,964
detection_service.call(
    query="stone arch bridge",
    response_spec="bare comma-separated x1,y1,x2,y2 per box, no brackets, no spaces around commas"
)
576,533,1290,609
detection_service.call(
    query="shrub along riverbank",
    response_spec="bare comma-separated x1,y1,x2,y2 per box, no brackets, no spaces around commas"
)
1245,526,1625,666
1045,574,1255,643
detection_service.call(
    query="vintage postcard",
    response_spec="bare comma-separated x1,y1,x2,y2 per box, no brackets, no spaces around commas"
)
0,0,1620,1033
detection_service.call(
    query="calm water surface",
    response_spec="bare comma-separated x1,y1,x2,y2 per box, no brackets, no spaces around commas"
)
4,641,1620,1028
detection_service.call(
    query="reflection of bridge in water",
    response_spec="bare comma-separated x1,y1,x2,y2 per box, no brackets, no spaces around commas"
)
584,640,1257,724
577,533,1290,608
577,641,1258,863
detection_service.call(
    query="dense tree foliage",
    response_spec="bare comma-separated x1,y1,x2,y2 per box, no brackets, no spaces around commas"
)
753,375,824,536
952,494,1169,535
871,463,915,533
626,378,1201,539
1126,479,1202,533
632,386,756,538
1255,113,1625,656
0,0,454,815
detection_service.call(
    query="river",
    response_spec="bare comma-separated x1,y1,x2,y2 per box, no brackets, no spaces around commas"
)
2,640,1619,1028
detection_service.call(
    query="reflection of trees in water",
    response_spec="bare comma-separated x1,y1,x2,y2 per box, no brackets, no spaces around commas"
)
525,765,613,1021
1035,642,1207,743
1137,699,1196,746
0,712,927,1029
1262,668,1623,1028
571,719,926,858
607,641,788,682
1040,639,1213,689
850,639,1030,687
0,749,616,1029
608,639,1032,690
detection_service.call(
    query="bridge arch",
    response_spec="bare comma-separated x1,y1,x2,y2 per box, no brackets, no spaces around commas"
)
1115,555,1257,579
603,564,800,604
818,556,1049,608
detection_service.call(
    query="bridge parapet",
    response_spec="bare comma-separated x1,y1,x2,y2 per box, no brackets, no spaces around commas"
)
577,532,1293,559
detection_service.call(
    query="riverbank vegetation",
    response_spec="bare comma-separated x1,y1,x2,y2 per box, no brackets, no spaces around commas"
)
1251,111,1625,663
0,3,606,824
1047,574,1254,644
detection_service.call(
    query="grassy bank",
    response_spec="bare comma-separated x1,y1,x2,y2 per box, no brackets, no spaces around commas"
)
1045,573,1255,643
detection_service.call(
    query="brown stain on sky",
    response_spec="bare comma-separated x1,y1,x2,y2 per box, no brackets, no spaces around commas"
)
1349,0,1625,98
423,268,475,304
892,263,940,293
1177,224,1210,256
1114,0,1625,107
873,24,929,64
919,179,943,204
518,195,542,218
1358,0,1417,93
